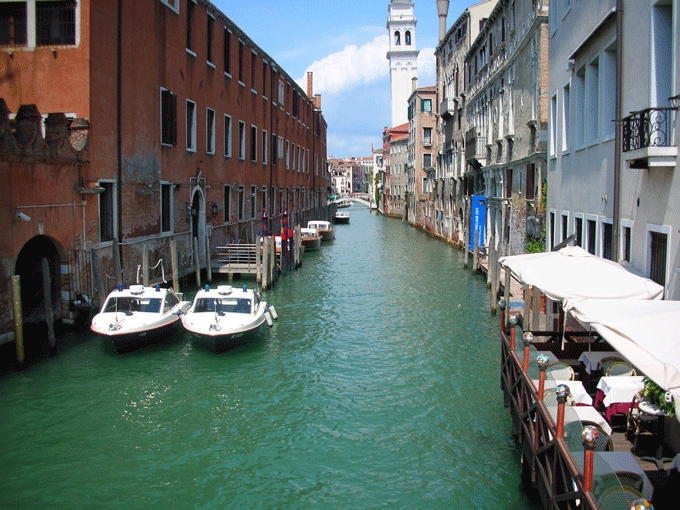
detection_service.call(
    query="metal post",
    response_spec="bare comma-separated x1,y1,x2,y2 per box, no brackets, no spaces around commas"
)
206,235,212,283
142,245,149,286
113,237,122,287
193,237,201,288
170,239,179,294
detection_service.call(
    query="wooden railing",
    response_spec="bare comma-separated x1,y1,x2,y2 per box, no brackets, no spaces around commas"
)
500,327,602,509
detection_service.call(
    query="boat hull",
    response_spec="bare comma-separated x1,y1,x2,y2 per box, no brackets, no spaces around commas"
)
301,236,322,251
184,316,266,352
319,229,335,241
334,215,350,224
92,315,184,352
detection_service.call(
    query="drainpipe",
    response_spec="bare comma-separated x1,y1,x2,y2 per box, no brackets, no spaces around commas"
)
612,0,623,261
116,0,123,243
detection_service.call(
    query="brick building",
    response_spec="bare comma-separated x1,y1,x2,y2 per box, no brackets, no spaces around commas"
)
0,0,329,346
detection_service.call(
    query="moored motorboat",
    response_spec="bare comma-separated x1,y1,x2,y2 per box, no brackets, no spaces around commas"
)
307,220,335,241
90,285,191,351
300,227,322,251
181,285,277,351
334,211,350,224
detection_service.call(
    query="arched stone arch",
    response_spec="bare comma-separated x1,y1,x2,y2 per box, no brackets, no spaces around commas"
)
394,30,401,46
15,235,64,325
190,185,206,267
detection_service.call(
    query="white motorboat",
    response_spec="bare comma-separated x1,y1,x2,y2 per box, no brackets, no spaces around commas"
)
307,220,335,241
90,285,191,351
300,227,322,251
334,211,350,224
181,285,277,351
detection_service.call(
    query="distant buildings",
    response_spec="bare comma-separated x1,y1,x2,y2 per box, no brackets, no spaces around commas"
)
0,0,330,343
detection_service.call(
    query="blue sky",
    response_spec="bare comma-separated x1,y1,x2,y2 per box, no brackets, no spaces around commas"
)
213,1,470,158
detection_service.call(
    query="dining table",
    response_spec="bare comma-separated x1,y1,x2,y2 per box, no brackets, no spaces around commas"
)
537,379,593,406
594,375,645,421
578,351,628,375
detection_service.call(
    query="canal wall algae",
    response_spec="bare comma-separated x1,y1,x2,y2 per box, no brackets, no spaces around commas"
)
0,208,534,509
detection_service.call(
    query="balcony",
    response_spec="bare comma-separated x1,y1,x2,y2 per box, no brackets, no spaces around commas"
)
465,128,486,169
622,107,677,169
440,98,456,119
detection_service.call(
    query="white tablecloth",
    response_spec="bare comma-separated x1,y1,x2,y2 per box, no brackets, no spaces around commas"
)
538,379,593,406
578,351,628,375
596,376,645,407
571,406,613,436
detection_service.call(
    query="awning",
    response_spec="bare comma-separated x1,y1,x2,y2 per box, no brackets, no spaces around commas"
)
499,246,664,302
565,299,680,422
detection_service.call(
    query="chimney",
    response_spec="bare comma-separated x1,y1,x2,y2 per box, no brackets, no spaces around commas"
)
307,71,313,98
314,94,321,109
437,0,450,43
412,76,418,92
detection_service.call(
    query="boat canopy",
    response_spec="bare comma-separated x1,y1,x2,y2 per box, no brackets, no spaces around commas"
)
564,299,680,422
499,246,664,302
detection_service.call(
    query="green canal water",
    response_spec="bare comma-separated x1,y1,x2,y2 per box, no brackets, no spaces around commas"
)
0,207,535,509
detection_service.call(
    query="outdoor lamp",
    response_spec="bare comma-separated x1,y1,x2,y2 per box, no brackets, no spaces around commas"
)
581,425,599,448
498,299,506,310
669,94,680,110
630,499,654,510
537,354,550,369
211,202,219,216
509,314,518,326
555,384,570,402
523,331,534,344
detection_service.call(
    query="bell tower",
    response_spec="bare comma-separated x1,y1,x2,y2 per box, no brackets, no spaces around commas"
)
387,0,419,127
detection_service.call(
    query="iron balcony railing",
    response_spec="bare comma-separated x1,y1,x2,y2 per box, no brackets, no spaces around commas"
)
622,107,675,152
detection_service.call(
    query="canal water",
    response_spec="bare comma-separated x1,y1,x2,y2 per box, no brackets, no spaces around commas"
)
0,207,535,509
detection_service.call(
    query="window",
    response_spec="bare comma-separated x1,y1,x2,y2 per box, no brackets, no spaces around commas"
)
562,83,570,152
36,1,76,46
224,29,231,75
262,130,268,164
1,2,27,45
550,93,557,156
238,40,244,83
621,220,632,262
250,125,257,162
292,92,298,118
405,30,411,46
238,121,245,160
278,80,285,105
223,185,231,222
278,135,283,160
602,220,613,261
206,108,215,154
421,99,432,112
250,186,257,219
224,115,232,157
586,58,600,143
602,48,616,140
271,133,277,165
186,0,194,52
286,140,290,169
423,127,432,146
526,163,535,200
394,30,400,46
206,13,214,64
262,61,267,98
160,0,179,14
99,181,115,243
574,215,583,247
648,226,669,288
238,186,245,221
251,50,256,91
161,183,172,233
574,67,585,148
423,153,432,168
160,88,177,146
586,217,597,255
186,100,196,151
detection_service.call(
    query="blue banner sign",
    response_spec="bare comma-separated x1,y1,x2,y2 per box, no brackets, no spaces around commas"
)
469,196,486,252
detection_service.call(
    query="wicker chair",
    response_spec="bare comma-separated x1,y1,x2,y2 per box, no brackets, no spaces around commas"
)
597,485,642,510
614,471,644,493
626,391,663,450
606,361,636,377
600,356,625,375
546,362,575,381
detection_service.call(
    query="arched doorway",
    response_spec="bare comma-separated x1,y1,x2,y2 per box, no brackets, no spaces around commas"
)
190,187,205,267
15,236,62,325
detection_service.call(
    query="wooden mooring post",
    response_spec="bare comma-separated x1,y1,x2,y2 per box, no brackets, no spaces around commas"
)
472,228,479,274
170,239,179,294
113,238,122,287
206,236,212,283
193,237,201,288
142,245,149,286
41,258,56,349
12,275,24,364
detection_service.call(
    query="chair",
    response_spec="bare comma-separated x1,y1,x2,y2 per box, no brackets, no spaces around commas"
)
546,362,575,381
614,471,644,493
626,391,662,450
600,356,625,375
606,361,636,377
597,485,642,510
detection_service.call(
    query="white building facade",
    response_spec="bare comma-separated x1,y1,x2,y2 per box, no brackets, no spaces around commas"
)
548,0,680,298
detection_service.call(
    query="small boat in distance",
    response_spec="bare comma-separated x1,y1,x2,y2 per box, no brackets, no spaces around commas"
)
307,220,335,241
181,285,277,351
336,198,352,208
90,285,191,351
300,227,322,251
334,211,350,224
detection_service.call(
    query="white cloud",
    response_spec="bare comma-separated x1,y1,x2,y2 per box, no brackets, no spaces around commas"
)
298,35,390,95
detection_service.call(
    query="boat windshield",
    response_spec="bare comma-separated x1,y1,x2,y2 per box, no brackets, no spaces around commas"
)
102,297,162,314
194,297,252,314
